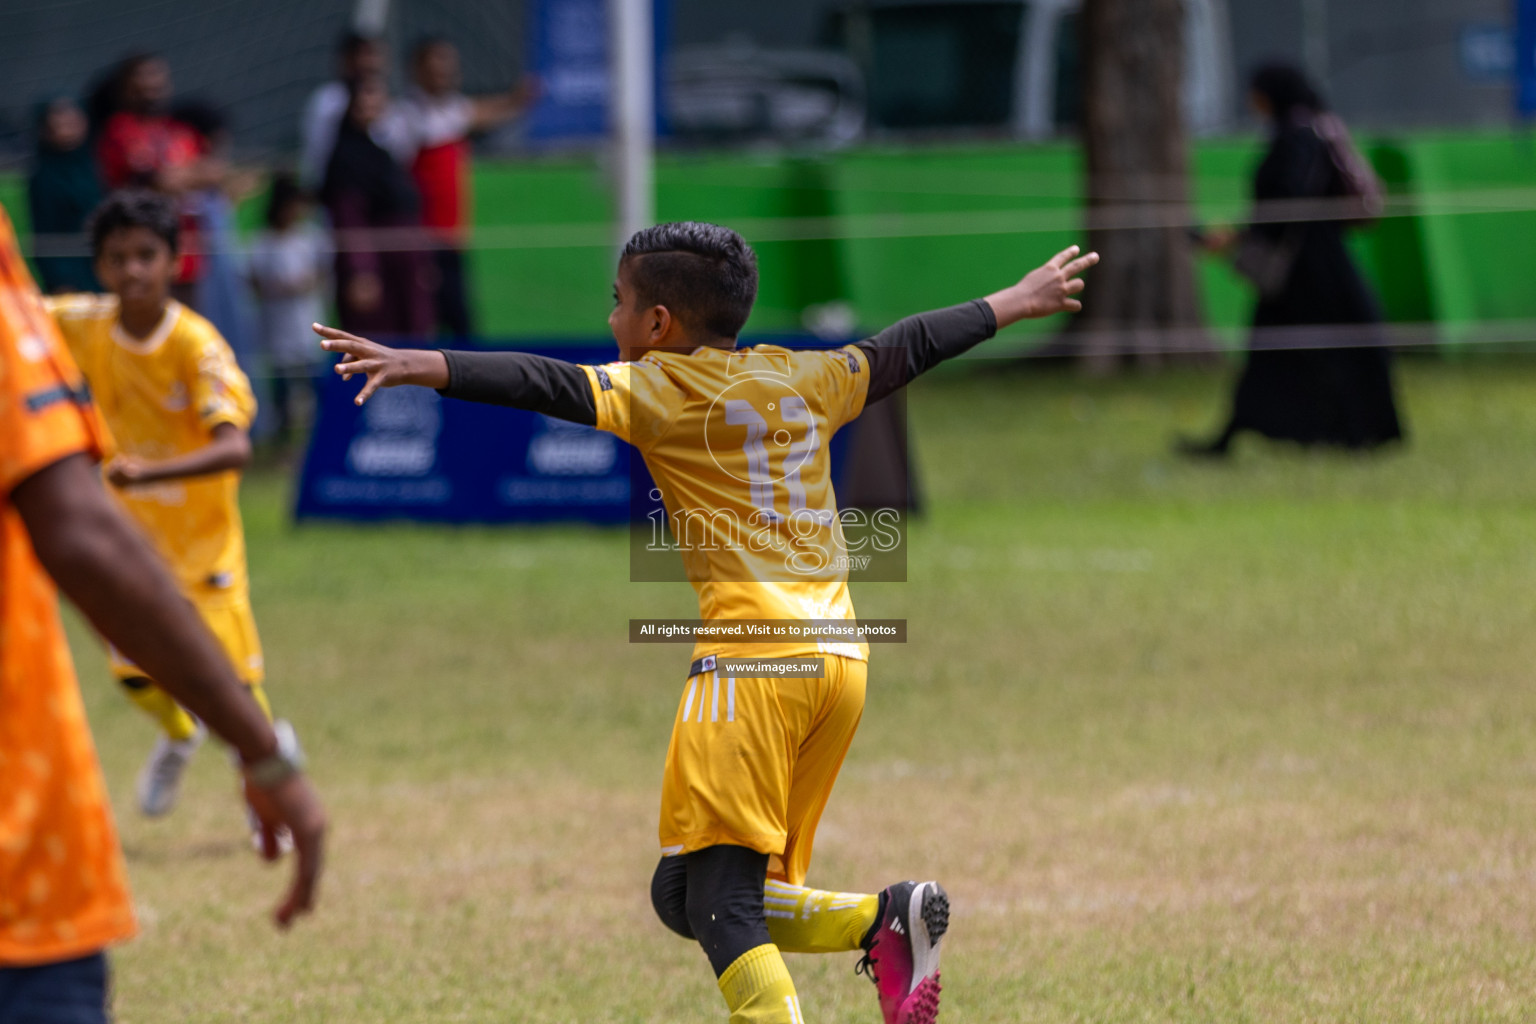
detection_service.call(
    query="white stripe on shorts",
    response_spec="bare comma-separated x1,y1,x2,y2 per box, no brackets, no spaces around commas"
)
727,678,736,722
682,679,697,723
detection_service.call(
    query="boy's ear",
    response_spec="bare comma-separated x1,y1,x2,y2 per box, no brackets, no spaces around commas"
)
648,304,673,342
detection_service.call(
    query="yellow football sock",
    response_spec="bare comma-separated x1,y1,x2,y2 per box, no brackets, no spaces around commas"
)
246,681,274,722
764,879,880,954
119,678,199,742
718,944,803,1024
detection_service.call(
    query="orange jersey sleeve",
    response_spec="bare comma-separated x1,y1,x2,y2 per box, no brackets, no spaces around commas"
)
0,230,103,495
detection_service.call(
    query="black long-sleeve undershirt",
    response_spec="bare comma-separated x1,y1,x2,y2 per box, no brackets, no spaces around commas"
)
853,298,997,405
434,298,996,420
439,348,598,425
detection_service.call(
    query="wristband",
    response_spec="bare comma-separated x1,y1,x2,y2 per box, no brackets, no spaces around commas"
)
243,719,305,789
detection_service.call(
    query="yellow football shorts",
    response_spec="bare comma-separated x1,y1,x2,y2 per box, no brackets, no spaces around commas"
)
109,591,265,685
658,654,867,886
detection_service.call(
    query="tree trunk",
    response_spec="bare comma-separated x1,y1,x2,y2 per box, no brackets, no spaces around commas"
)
1077,0,1206,372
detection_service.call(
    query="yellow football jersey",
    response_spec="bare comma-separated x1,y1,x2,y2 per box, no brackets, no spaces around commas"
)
46,295,256,600
585,343,873,662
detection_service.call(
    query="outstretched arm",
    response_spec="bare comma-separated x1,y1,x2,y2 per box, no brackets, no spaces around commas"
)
14,452,326,928
859,245,1098,404
313,324,597,425
468,76,540,133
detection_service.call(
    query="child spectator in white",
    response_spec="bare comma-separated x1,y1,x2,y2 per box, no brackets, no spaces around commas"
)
249,174,329,448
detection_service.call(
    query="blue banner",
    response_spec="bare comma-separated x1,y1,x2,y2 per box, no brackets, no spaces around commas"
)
293,338,883,527
1459,24,1514,83
524,0,670,142
1520,0,1536,117
295,344,649,524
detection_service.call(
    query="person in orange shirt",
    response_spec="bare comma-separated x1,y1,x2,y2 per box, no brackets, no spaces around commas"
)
0,201,326,1022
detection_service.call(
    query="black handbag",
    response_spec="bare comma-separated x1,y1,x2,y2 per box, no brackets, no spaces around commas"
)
1232,227,1302,299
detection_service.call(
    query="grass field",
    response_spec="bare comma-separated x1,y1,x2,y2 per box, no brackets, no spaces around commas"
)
72,356,1536,1022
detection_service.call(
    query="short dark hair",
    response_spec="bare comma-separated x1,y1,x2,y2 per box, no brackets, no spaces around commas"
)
620,222,758,339
89,190,179,257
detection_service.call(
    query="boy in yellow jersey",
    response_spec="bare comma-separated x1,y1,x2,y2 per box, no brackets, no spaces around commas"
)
47,190,273,824
316,223,1097,1024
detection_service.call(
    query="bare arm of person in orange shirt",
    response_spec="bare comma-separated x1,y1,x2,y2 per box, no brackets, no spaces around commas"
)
13,451,326,929
106,421,251,488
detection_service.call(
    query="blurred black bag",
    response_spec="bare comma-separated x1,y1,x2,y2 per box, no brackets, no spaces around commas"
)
1232,228,1302,299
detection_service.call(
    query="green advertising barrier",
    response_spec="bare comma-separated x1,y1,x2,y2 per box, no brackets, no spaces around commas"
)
3,129,1529,349
823,143,1081,349
1397,132,1536,344
461,135,1504,348
0,177,27,237
468,158,613,338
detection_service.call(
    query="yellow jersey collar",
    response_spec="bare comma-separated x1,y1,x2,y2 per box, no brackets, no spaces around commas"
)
109,299,181,355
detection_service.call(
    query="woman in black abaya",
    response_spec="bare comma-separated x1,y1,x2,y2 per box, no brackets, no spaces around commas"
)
1183,64,1403,456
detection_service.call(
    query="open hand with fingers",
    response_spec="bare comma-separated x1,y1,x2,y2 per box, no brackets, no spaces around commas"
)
984,245,1100,329
243,770,326,928
314,324,450,405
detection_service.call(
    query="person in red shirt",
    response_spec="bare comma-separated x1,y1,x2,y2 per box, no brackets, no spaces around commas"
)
395,37,536,337
93,54,230,302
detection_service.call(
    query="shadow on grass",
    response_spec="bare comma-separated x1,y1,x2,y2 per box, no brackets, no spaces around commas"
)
122,837,250,864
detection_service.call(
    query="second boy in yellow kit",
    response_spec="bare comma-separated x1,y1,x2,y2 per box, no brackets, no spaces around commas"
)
46,190,272,822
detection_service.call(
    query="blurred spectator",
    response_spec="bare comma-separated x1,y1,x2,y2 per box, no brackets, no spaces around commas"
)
321,74,433,338
249,174,329,449
173,100,261,379
27,96,101,294
394,37,537,337
1183,63,1402,456
95,55,202,191
299,32,403,190
94,54,226,305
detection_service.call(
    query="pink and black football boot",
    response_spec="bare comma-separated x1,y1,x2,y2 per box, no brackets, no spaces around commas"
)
855,880,949,1024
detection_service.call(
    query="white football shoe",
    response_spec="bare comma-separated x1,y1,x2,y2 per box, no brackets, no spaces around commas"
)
137,724,206,817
